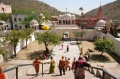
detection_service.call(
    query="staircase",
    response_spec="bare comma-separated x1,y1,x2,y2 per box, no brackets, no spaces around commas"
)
18,64,99,79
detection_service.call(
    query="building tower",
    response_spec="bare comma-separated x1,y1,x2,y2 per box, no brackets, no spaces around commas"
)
97,3,103,19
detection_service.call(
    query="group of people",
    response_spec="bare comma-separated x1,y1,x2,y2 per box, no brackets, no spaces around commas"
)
58,56,71,76
59,56,91,79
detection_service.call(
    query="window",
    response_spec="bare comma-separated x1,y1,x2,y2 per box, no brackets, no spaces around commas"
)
14,18,17,22
2,8,4,11
19,18,21,21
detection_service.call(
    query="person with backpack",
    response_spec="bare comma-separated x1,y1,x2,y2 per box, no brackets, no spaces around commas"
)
74,57,91,79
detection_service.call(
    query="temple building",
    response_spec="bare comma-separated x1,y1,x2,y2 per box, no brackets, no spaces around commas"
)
58,13,76,25
78,5,109,29
0,2,12,13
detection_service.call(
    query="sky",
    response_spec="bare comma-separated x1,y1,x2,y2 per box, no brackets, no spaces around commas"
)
39,0,116,15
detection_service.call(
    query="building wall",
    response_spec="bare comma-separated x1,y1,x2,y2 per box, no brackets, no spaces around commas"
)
101,33,120,56
0,3,12,13
12,14,27,30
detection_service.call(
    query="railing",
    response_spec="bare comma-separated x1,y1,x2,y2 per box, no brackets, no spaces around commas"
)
3,63,118,79
86,66,118,79
3,63,49,79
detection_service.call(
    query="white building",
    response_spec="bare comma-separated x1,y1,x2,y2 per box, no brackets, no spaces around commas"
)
58,13,76,25
12,14,27,29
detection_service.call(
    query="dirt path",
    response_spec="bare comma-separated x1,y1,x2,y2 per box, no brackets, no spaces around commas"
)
79,41,116,63
16,40,54,60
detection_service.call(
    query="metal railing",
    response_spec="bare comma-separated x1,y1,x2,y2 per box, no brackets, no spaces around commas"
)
3,63,49,79
3,63,118,79
86,66,118,79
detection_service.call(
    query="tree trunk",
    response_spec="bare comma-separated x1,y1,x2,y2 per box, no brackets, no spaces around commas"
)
81,36,82,43
101,52,103,56
26,39,28,48
14,45,16,57
45,43,49,54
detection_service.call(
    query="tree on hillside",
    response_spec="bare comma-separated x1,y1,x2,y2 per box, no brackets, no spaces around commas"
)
20,28,34,48
6,30,21,57
73,30,86,43
94,37,115,56
35,31,61,54
21,15,41,28
0,13,11,21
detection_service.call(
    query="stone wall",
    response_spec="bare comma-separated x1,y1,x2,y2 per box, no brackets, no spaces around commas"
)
101,33,120,56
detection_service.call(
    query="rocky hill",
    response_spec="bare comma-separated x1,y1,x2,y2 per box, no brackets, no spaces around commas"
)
0,0,62,19
86,0,120,20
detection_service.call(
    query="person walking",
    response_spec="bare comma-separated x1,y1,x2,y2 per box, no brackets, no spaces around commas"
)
67,45,69,52
65,58,70,71
49,57,55,74
75,57,91,79
72,58,76,79
61,44,63,50
80,47,83,55
59,56,66,76
0,66,6,79
33,57,41,76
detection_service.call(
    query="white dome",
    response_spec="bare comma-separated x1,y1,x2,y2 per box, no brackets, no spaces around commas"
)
59,15,62,17
0,20,7,27
71,15,76,19
96,19,106,27
64,13,71,17
30,19,39,26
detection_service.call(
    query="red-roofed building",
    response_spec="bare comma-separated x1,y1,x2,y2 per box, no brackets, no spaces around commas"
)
77,5,110,29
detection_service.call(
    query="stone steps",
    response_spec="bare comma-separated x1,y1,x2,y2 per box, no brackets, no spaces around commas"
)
19,65,99,79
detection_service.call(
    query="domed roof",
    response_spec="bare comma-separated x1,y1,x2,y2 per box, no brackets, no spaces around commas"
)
0,20,8,27
71,15,76,19
96,19,106,27
59,15,62,17
64,13,71,17
30,19,39,26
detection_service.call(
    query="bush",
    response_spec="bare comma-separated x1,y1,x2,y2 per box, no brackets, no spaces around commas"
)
0,48,7,60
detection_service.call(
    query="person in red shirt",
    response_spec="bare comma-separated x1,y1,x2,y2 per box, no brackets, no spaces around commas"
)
33,57,41,76
0,66,6,79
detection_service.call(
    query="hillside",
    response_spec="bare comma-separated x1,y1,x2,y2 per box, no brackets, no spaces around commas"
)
86,0,120,20
0,0,62,19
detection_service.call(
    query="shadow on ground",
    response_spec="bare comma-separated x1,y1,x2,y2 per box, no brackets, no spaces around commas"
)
27,50,44,60
27,50,53,60
91,54,110,62
108,53,120,64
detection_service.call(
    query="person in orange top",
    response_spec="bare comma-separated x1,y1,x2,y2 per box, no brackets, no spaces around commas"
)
59,56,66,76
65,58,70,71
33,57,41,76
0,66,6,79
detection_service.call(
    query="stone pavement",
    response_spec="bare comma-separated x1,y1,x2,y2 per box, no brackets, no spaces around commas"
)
51,41,80,65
